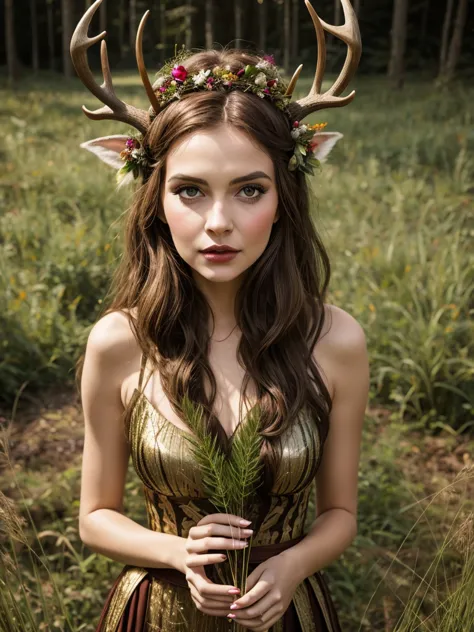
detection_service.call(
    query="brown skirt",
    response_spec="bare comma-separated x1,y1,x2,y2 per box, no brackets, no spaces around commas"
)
95,535,341,632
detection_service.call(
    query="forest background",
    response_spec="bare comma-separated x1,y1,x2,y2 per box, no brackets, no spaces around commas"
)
1,1,473,631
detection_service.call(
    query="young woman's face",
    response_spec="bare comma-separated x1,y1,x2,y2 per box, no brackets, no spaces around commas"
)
161,123,279,284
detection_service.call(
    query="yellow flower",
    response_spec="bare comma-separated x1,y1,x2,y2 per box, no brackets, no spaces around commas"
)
369,303,376,312
309,122,327,131
104,243,111,252
445,326,453,333
18,290,27,301
405,264,411,273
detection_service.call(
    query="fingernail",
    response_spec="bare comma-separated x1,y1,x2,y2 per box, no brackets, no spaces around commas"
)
228,588,240,594
230,603,239,610
239,519,252,526
227,614,236,619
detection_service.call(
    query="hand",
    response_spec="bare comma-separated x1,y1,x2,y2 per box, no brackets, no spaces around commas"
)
226,552,302,631
182,512,254,617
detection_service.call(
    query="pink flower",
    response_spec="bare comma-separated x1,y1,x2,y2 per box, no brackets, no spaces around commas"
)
263,88,270,94
293,121,300,128
224,81,233,87
267,79,277,87
237,68,245,77
159,85,167,93
263,54,275,65
171,65,188,82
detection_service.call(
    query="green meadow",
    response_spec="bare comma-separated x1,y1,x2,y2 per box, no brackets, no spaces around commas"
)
0,72,473,630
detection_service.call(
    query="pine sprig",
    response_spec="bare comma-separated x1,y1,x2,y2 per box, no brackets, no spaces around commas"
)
180,394,264,595
181,395,230,512
226,404,264,507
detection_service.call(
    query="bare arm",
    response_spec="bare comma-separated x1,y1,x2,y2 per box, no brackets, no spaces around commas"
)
278,307,369,582
79,312,187,573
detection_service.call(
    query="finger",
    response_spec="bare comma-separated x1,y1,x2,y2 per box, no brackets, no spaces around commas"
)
185,552,228,567
251,606,284,631
189,567,241,598
228,611,267,629
197,513,252,528
191,596,234,617
188,536,249,554
230,579,271,609
190,522,253,541
188,583,235,606
231,593,279,620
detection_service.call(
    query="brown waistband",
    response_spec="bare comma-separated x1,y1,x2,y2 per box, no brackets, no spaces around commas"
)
143,534,306,589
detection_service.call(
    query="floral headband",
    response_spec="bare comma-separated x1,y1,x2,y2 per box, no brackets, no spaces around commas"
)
72,0,361,187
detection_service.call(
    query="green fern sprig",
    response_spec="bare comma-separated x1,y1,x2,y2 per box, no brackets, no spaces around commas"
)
180,394,264,596
181,394,230,512
227,403,264,506
226,404,264,594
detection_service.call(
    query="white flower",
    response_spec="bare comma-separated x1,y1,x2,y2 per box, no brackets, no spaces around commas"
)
254,72,268,88
299,124,309,133
192,69,211,86
257,91,265,98
154,76,167,87
256,60,271,72
291,129,301,140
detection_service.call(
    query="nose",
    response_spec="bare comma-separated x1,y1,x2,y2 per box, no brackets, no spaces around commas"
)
204,200,233,233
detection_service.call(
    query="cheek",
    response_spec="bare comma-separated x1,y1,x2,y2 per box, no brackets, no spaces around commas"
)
163,197,200,244
244,202,278,244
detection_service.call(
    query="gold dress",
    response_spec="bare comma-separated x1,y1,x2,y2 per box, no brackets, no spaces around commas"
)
95,353,342,632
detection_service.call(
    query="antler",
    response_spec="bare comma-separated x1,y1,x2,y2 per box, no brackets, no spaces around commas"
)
70,0,156,135
286,0,362,121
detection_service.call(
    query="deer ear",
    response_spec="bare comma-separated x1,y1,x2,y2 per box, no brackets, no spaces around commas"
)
309,131,343,162
80,135,129,170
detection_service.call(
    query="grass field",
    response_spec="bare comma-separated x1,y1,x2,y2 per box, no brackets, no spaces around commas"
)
0,70,473,631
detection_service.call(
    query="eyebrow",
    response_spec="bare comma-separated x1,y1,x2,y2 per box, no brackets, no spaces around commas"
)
168,171,272,185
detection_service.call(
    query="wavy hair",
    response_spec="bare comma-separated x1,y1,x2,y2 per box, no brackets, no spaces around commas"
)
75,48,333,491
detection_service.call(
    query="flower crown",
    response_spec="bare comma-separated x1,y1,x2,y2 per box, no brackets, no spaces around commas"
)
113,50,331,185
73,0,361,188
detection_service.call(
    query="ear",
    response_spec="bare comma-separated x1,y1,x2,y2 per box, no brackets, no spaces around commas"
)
79,135,129,170
309,131,343,162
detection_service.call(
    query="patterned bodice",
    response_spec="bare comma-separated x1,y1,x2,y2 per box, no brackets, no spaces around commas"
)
125,359,325,546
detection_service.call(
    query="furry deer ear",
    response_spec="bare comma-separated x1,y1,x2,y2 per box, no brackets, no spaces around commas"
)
79,135,129,170
309,131,343,162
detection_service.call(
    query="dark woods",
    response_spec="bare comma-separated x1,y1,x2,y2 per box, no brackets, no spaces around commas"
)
2,0,473,87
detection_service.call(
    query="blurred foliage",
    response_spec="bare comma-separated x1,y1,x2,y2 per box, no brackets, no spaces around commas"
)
1,0,474,78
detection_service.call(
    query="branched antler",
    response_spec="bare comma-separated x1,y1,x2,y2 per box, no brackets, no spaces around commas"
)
70,0,156,134
286,0,362,121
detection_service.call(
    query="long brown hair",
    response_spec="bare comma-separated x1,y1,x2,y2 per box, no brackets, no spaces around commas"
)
75,48,333,490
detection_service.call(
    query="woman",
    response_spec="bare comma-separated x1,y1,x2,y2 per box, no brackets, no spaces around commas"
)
74,1,369,630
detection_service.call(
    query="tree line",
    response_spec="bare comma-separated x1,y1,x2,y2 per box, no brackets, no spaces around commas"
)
3,0,473,88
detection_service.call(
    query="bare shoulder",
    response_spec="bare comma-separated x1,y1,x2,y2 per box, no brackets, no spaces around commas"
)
313,304,368,399
85,309,140,394
88,309,137,359
319,303,367,356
